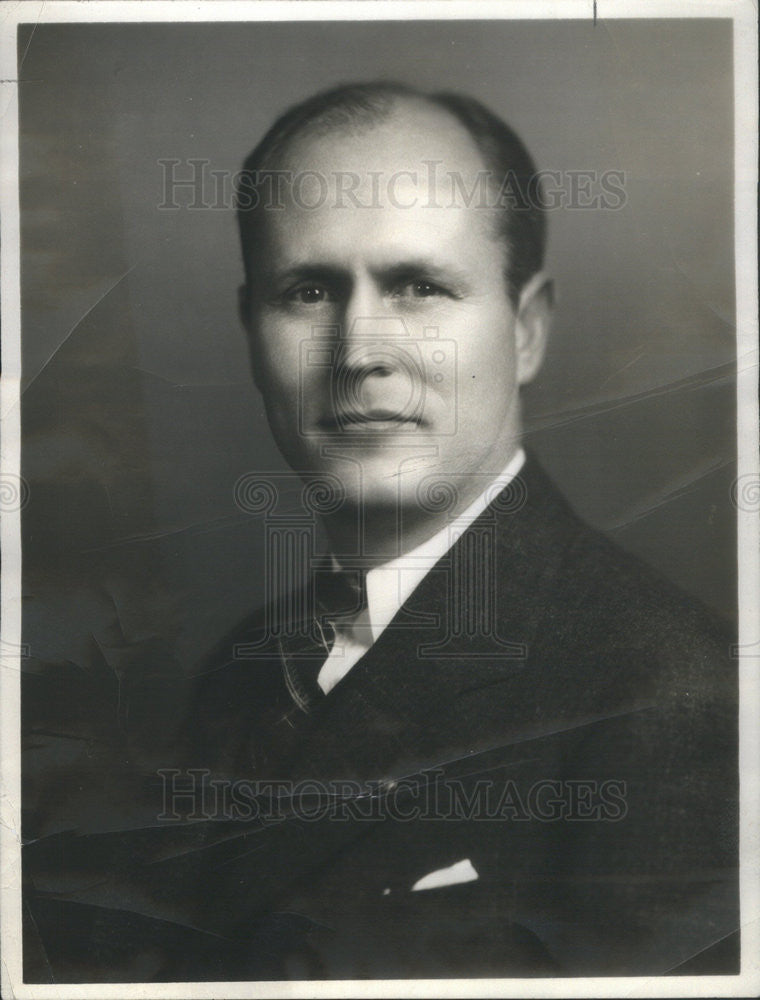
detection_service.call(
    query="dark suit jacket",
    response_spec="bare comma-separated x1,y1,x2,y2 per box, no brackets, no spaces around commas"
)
23,454,739,981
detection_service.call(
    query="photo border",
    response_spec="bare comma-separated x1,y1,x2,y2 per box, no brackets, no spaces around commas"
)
1,2,757,997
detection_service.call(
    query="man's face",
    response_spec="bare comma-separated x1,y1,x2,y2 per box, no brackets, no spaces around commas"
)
242,101,549,517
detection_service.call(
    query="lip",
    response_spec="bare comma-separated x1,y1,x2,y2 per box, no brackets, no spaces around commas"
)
317,412,422,432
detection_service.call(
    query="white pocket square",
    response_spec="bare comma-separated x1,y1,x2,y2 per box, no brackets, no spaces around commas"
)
411,858,479,892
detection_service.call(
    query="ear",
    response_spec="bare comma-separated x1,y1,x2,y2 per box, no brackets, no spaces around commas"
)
238,283,263,391
514,271,553,386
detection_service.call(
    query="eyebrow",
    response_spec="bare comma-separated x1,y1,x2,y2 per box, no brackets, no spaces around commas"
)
265,257,473,290
376,260,472,289
267,264,349,287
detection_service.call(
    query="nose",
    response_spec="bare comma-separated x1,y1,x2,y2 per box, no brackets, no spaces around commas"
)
338,322,407,378
337,281,410,375
332,282,418,420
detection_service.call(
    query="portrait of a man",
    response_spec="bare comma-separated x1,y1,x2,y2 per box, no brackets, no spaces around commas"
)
6,7,750,991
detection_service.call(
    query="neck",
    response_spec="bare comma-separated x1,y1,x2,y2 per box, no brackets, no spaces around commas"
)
321,504,452,567
321,446,525,567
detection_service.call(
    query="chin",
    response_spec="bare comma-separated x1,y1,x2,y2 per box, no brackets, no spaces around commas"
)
315,457,425,511
361,461,445,513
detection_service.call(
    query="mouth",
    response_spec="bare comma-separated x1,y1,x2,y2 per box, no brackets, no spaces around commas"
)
317,410,422,432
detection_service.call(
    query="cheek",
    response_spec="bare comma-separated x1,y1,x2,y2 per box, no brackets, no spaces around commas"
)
455,311,517,393
255,321,304,392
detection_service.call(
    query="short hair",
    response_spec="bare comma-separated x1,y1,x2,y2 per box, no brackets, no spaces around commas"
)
236,82,546,306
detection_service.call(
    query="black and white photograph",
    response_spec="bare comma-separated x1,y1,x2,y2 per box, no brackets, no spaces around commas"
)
1,1,758,995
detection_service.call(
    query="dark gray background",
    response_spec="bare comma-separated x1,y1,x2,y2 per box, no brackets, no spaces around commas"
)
19,19,735,679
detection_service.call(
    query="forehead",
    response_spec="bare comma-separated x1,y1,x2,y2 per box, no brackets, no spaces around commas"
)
254,100,504,270
281,98,488,180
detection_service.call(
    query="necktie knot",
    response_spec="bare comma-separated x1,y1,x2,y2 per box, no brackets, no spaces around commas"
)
279,567,368,712
315,567,368,630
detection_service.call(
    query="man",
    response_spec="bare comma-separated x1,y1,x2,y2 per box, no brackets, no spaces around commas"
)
23,83,738,981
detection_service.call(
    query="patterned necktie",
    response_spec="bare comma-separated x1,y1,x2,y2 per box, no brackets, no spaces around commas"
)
280,567,367,710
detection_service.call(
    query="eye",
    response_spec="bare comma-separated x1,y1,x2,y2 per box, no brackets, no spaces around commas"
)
394,279,450,300
286,284,332,305
410,280,443,298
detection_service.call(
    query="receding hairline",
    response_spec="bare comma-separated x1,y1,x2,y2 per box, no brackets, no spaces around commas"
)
260,84,487,176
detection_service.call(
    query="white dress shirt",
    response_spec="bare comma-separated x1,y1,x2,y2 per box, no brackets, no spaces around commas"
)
317,448,526,694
